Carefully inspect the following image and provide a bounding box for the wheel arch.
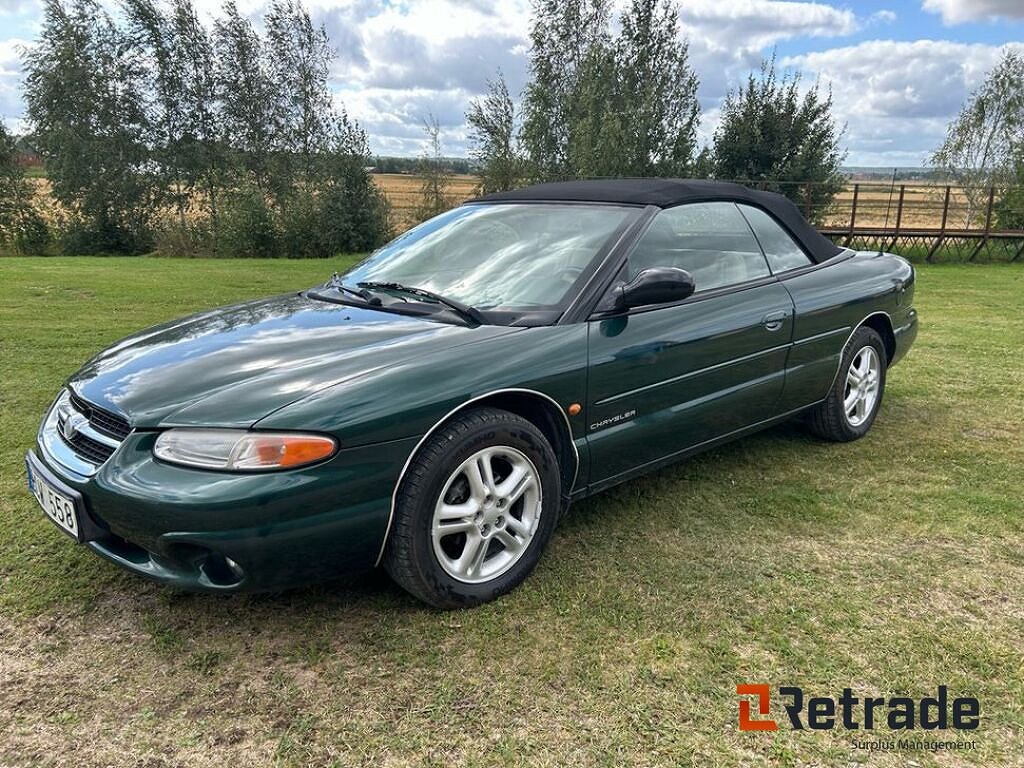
[374,388,578,566]
[861,312,896,365]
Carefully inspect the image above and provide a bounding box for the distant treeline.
[371,156,475,175]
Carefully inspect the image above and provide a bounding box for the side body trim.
[595,343,791,406]
[374,388,579,566]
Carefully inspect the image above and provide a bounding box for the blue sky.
[1,0,1022,165]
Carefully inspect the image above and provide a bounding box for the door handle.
[761,311,788,332]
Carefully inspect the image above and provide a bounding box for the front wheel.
[383,407,561,608]
[806,326,887,442]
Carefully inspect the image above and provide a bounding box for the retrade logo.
[737,685,980,732]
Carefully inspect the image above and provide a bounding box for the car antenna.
[879,167,897,256]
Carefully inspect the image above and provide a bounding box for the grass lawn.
[1,257,1022,767]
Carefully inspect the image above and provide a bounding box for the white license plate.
[27,460,80,540]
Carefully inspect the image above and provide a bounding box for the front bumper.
[31,428,418,592]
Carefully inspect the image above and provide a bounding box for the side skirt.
[570,401,821,500]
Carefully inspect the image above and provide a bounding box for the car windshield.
[338,203,639,312]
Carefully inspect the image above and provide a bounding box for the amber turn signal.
[567,402,582,416]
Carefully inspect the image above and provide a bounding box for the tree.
[466,72,524,194]
[608,0,699,175]
[932,50,1024,227]
[24,0,159,253]
[0,124,50,253]
[214,2,283,197]
[266,0,336,186]
[413,114,455,222]
[23,0,392,256]
[710,57,845,222]
[515,0,699,181]
[520,0,612,180]
[124,0,224,228]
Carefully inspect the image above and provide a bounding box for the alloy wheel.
[844,345,881,427]
[431,446,542,584]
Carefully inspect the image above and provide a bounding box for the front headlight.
[153,429,338,471]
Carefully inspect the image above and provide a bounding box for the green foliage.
[0,121,51,254]
[216,185,280,258]
[24,0,159,254]
[466,73,524,194]
[21,0,389,257]
[278,179,390,259]
[710,57,845,222]
[933,50,1024,227]
[413,114,456,222]
[371,156,473,175]
[995,157,1024,231]
[516,0,700,181]
[124,0,225,228]
[313,161,391,254]
[601,0,699,176]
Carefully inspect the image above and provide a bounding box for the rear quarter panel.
[779,250,915,410]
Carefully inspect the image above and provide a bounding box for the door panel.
[585,281,794,483]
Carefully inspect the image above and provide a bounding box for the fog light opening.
[200,552,244,587]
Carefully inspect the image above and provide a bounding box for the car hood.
[68,293,519,428]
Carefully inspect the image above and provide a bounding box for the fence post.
[804,183,813,221]
[968,186,996,262]
[927,185,952,263]
[846,183,859,246]
[890,184,906,249]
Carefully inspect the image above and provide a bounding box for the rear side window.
[628,202,771,292]
[739,204,813,273]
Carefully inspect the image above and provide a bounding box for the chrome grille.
[52,390,130,467]
[68,391,131,440]
[66,431,116,464]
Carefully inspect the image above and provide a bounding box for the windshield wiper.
[358,281,485,325]
[326,273,381,305]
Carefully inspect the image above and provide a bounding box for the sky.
[1,0,1023,166]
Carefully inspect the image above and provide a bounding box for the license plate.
[26,458,81,540]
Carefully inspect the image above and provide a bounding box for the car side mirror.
[614,267,696,311]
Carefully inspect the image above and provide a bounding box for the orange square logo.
[737,684,778,731]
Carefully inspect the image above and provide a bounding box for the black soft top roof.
[474,178,842,263]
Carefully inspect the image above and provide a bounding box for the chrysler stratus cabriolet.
[27,179,917,607]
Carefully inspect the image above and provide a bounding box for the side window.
[628,202,771,293]
[739,204,813,273]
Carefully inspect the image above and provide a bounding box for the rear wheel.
[383,407,561,608]
[806,326,887,442]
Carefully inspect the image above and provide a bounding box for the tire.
[806,326,887,442]
[383,407,561,609]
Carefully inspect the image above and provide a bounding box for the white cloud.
[869,9,897,25]
[679,0,858,98]
[680,0,858,50]
[0,37,29,123]
[922,0,1024,25]
[783,41,1024,165]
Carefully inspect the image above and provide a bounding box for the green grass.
[1,257,1022,767]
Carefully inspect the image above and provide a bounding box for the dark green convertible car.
[27,179,917,607]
